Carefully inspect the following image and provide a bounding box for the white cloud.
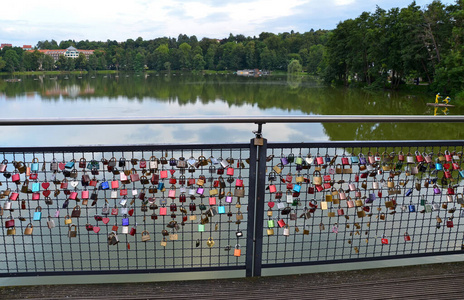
[334,0,355,5]
[1,0,457,46]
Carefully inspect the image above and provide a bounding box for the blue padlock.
[31,158,39,172]
[122,217,129,226]
[33,206,42,221]
[293,184,301,193]
[32,182,40,193]
[405,188,413,196]
[158,182,165,190]
[65,160,75,169]
[436,161,443,171]
[218,206,226,214]
[350,156,359,164]
[100,181,109,190]
[409,204,416,212]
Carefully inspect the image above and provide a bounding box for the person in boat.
[443,96,451,104]
[435,93,441,104]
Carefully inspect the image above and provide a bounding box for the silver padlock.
[3,201,11,210]
[283,226,290,236]
[286,191,293,204]
[121,207,128,215]
[122,226,129,234]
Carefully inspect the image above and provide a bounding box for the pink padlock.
[69,191,78,200]
[209,197,216,205]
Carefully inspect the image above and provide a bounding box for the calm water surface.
[0,73,462,146]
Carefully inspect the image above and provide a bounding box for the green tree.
[42,55,55,70]
[287,59,302,74]
[0,56,6,71]
[75,52,87,70]
[134,52,145,72]
[3,50,20,72]
[153,44,170,70]
[178,42,192,70]
[192,53,205,70]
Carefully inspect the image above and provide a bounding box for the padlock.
[33,206,42,221]
[108,232,120,245]
[64,215,72,225]
[404,232,411,241]
[447,218,454,228]
[47,216,55,229]
[129,227,136,236]
[141,230,151,242]
[280,224,291,236]
[68,225,77,238]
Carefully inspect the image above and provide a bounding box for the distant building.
[0,43,34,50]
[0,43,12,50]
[30,46,95,61]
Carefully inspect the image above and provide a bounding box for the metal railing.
[0,116,463,278]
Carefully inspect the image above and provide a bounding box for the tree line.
[1,0,463,95]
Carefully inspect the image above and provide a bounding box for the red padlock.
[129,227,136,236]
[269,185,277,193]
[404,232,411,241]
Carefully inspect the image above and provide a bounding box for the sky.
[1,0,456,47]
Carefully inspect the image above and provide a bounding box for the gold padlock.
[267,228,274,235]
[7,227,16,235]
[206,237,215,248]
[170,233,178,240]
[141,230,151,242]
[160,238,167,247]
[64,215,72,225]
[24,223,33,235]
[267,209,273,217]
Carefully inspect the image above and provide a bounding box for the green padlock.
[420,198,426,206]
[424,204,432,213]
[295,157,303,165]
[268,219,275,228]
[198,224,205,232]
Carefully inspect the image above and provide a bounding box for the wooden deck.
[1,261,464,299]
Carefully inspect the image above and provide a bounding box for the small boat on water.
[426,103,455,107]
[4,78,21,82]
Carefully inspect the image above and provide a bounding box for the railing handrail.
[0,115,463,126]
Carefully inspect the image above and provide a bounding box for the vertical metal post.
[245,131,267,277]
[246,138,258,277]
[252,138,266,277]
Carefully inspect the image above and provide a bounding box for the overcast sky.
[1,0,456,47]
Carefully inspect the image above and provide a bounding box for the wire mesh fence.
[1,139,464,277]
[261,141,464,268]
[0,144,251,275]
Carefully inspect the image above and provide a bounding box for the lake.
[0,73,461,147]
